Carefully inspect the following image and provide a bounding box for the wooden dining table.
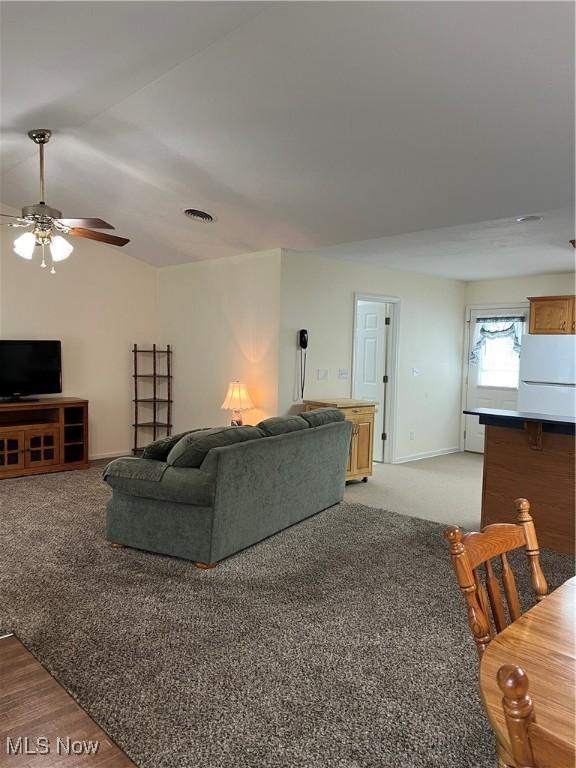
[479,576,576,761]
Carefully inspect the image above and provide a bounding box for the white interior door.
[464,308,527,453]
[353,301,388,461]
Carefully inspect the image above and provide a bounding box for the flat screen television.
[0,340,62,399]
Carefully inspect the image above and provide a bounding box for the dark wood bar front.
[464,408,576,555]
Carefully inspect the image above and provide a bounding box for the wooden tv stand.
[0,397,89,479]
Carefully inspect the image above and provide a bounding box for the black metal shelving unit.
[132,344,173,455]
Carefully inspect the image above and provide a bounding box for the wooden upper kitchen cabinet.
[528,295,575,335]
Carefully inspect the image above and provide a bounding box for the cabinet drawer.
[342,406,376,418]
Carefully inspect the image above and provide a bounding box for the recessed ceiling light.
[516,215,543,223]
[184,208,214,223]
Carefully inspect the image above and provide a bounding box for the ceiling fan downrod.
[28,129,51,203]
[24,130,62,220]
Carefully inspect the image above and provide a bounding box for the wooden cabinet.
[303,398,376,482]
[0,397,88,479]
[0,425,61,476]
[528,295,575,334]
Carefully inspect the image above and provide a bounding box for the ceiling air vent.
[184,208,214,223]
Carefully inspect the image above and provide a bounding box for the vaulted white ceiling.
[1,1,574,277]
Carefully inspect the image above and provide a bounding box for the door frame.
[460,302,529,451]
[352,292,400,464]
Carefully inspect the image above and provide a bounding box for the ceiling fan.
[1,129,130,272]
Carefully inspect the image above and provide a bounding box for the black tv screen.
[0,340,62,398]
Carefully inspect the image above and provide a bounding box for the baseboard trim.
[89,450,130,461]
[392,447,461,464]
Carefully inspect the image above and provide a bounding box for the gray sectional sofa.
[104,408,352,566]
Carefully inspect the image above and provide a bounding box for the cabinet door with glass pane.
[24,426,60,468]
[0,430,25,475]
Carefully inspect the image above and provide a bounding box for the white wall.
[279,250,466,462]
[0,230,158,458]
[158,249,281,431]
[465,272,574,305]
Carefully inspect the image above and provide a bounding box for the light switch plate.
[316,368,328,381]
[412,367,421,377]
[338,368,349,379]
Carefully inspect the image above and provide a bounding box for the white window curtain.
[469,316,525,365]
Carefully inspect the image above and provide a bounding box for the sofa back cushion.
[141,429,206,461]
[167,425,264,468]
[301,407,345,428]
[257,415,309,437]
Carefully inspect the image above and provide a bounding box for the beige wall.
[2,223,571,465]
[279,250,466,462]
[465,272,575,305]
[0,230,158,458]
[158,249,281,431]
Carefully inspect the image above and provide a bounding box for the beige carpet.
[345,450,483,530]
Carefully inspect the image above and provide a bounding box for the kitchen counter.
[464,407,575,427]
[465,408,575,554]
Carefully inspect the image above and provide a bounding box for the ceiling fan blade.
[56,218,115,229]
[0,213,20,218]
[68,227,130,247]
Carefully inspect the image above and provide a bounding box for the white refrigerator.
[516,335,576,418]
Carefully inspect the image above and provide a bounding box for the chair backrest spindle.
[485,559,507,632]
[500,552,522,622]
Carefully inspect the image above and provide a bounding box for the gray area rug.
[1,467,573,768]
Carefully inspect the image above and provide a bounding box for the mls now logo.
[6,736,100,756]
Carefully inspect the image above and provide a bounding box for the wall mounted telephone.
[297,329,308,399]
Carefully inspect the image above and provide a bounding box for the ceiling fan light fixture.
[50,235,74,262]
[13,231,36,260]
[7,129,130,273]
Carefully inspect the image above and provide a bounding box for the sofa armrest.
[104,457,168,483]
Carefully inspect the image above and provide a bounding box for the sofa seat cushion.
[257,415,309,436]
[301,407,345,427]
[104,458,215,506]
[167,425,264,468]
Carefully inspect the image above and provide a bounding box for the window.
[478,334,520,387]
[470,316,525,389]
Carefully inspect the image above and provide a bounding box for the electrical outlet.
[409,431,415,441]
[338,368,349,379]
[316,368,328,381]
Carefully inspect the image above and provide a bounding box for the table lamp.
[221,381,254,426]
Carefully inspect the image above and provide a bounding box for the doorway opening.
[462,304,528,453]
[352,294,399,463]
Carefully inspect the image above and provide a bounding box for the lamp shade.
[221,381,254,411]
[13,232,36,260]
[50,235,74,262]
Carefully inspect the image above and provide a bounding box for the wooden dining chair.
[444,498,548,658]
[498,665,574,768]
